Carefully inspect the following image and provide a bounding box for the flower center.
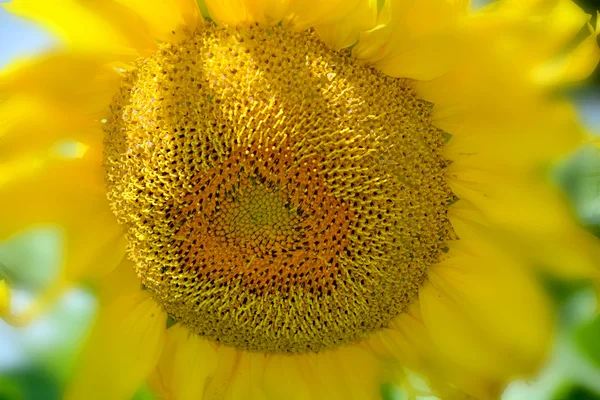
[104,24,455,353]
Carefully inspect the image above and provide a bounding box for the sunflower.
[1,0,600,399]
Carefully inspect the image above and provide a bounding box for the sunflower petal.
[263,355,312,400]
[1,53,122,115]
[447,163,600,279]
[225,351,268,400]
[284,348,382,400]
[382,305,504,400]
[66,289,167,400]
[151,324,219,400]
[354,0,469,80]
[0,154,125,280]
[3,0,155,56]
[202,346,240,399]
[0,97,99,163]
[420,241,552,380]
[534,18,600,85]
[314,0,378,50]
[203,0,364,30]
[440,100,584,171]
[114,0,202,43]
[0,54,118,164]
[0,280,10,317]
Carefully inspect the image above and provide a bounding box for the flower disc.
[104,24,455,353]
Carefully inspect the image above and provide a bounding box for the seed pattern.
[104,24,455,353]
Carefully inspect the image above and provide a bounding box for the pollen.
[104,24,455,353]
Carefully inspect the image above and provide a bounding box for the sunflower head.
[104,23,455,353]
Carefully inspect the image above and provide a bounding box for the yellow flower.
[1,0,599,399]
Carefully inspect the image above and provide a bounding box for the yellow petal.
[66,289,167,400]
[354,0,469,80]
[95,258,141,305]
[3,0,155,57]
[388,304,437,368]
[461,0,592,84]
[0,54,117,163]
[0,154,126,281]
[351,3,394,62]
[225,351,268,400]
[115,0,202,43]
[447,200,487,240]
[289,347,382,400]
[534,18,600,85]
[447,165,575,236]
[413,0,593,104]
[152,324,219,400]
[329,346,383,399]
[263,355,312,400]
[441,100,584,171]
[0,280,10,318]
[0,97,99,163]
[446,162,600,279]
[314,0,378,50]
[373,32,464,80]
[486,0,591,56]
[382,305,503,400]
[202,346,240,399]
[420,241,552,380]
[203,0,364,30]
[1,53,122,115]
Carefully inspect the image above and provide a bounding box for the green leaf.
[553,383,600,400]
[132,385,156,400]
[380,382,408,400]
[574,315,600,370]
[0,368,60,400]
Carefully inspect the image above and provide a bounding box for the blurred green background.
[0,1,599,399]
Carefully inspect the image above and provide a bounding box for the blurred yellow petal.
[0,97,99,163]
[279,347,383,400]
[0,154,126,281]
[420,243,553,380]
[385,305,503,400]
[373,32,463,80]
[447,163,600,279]
[441,101,584,171]
[447,200,486,240]
[66,289,167,400]
[202,346,239,399]
[465,0,592,82]
[534,18,600,85]
[151,324,218,400]
[351,3,394,62]
[354,0,469,80]
[115,0,202,43]
[203,0,364,30]
[3,0,156,57]
[447,164,575,235]
[329,346,383,399]
[0,54,118,165]
[225,352,268,400]
[0,280,73,328]
[0,280,9,318]
[1,53,122,114]
[314,0,378,50]
[263,355,312,400]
